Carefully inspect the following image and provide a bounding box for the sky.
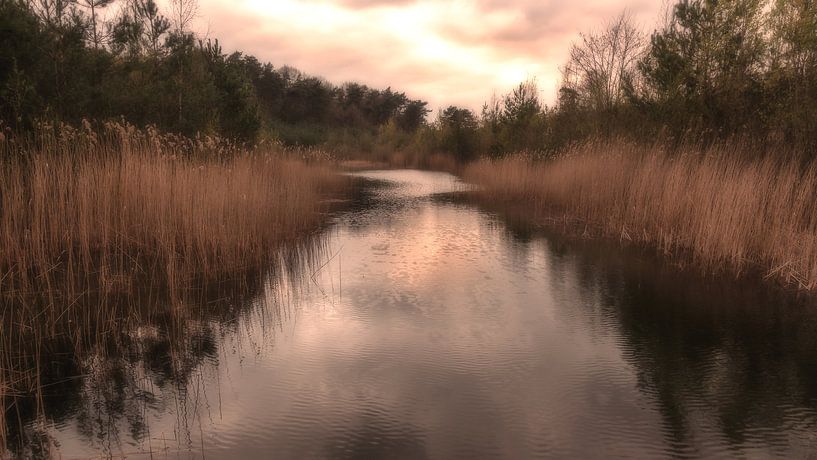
[182,0,665,111]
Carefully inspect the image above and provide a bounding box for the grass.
[0,123,347,454]
[0,364,6,457]
[0,122,344,297]
[464,139,817,290]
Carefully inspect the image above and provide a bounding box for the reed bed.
[464,140,817,290]
[0,124,346,454]
[0,123,345,298]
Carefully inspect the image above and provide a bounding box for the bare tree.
[168,0,198,34]
[561,11,646,112]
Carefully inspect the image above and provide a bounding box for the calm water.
[8,170,817,458]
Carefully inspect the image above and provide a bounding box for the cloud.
[188,0,664,110]
[329,0,418,8]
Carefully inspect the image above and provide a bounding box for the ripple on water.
[29,169,817,459]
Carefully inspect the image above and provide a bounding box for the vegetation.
[1,0,817,454]
[0,0,429,146]
[457,1,817,291]
[4,0,816,159]
[466,139,817,289]
[0,3,358,453]
[0,237,330,457]
[0,123,344,453]
[0,121,343,297]
[388,1,817,163]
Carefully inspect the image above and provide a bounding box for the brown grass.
[0,363,6,457]
[0,124,347,453]
[0,123,345,299]
[464,139,817,290]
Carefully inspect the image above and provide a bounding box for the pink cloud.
[186,0,664,110]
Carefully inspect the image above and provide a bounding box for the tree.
[639,0,767,135]
[207,49,261,141]
[241,57,286,122]
[28,0,75,28]
[502,79,541,125]
[766,0,817,147]
[363,87,408,125]
[168,0,197,34]
[1,1,44,128]
[74,0,115,49]
[111,0,169,57]
[397,99,429,132]
[438,106,478,161]
[561,11,645,115]
[1,0,431,145]
[281,76,332,124]
[500,79,546,152]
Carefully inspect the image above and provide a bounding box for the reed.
[0,124,347,453]
[464,139,817,290]
[0,122,345,299]
[0,353,6,458]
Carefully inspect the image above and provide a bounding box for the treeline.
[0,0,429,145]
[423,0,817,162]
[2,0,816,160]
[557,0,817,152]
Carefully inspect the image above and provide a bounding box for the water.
[7,170,817,458]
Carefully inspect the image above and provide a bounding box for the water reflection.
[555,243,817,456]
[2,243,329,458]
[4,170,817,458]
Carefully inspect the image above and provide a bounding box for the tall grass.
[465,140,817,290]
[0,123,344,298]
[0,123,346,453]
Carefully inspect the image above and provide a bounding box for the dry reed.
[464,139,817,290]
[0,122,345,298]
[0,123,346,453]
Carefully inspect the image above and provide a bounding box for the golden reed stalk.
[0,122,345,299]
[0,122,346,454]
[465,139,817,290]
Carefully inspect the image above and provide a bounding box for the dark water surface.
[10,170,817,458]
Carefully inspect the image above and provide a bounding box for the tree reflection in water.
[2,237,330,458]
[526,225,817,456]
[4,174,817,458]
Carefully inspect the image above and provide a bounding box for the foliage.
[0,0,432,144]
[465,138,817,289]
[2,0,817,159]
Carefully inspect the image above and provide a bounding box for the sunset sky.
[179,0,664,111]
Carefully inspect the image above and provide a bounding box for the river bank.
[5,169,815,458]
[462,140,817,292]
[0,126,350,456]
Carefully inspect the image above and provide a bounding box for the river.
[11,169,817,458]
